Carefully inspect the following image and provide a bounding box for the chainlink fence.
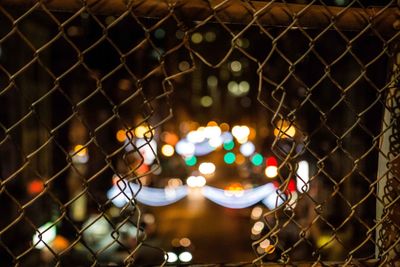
[0,0,399,266]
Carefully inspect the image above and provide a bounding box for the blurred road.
[148,191,255,264]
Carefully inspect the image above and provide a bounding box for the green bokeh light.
[223,140,235,150]
[224,152,236,164]
[185,156,197,166]
[251,153,263,166]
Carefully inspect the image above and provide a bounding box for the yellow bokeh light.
[317,235,333,248]
[135,125,155,139]
[191,32,203,44]
[273,120,296,139]
[230,61,242,72]
[265,166,278,178]
[224,183,244,197]
[200,96,213,107]
[74,145,88,157]
[265,244,275,254]
[116,129,126,142]
[161,144,175,157]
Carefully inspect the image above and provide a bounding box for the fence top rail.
[1,0,399,36]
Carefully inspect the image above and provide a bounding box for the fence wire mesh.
[0,0,399,266]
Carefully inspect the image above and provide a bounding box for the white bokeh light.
[179,251,193,262]
[186,175,206,188]
[33,222,57,249]
[199,162,216,175]
[175,140,196,156]
[239,142,255,157]
[296,160,310,192]
[166,252,178,263]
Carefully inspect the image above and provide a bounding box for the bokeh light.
[207,121,218,127]
[191,32,203,43]
[251,221,265,235]
[135,125,155,139]
[200,96,213,107]
[204,126,221,139]
[161,144,175,157]
[74,145,87,157]
[232,125,250,142]
[161,131,179,145]
[266,156,278,167]
[296,160,310,192]
[224,152,236,164]
[265,166,278,178]
[260,239,270,249]
[185,156,197,166]
[187,129,205,143]
[209,137,223,148]
[251,206,263,220]
[116,129,127,142]
[238,81,250,94]
[204,31,216,42]
[251,153,263,166]
[223,140,235,150]
[230,61,242,72]
[28,179,44,195]
[168,178,183,188]
[166,252,178,263]
[224,183,244,197]
[199,162,216,175]
[235,154,245,165]
[118,79,131,90]
[33,222,57,249]
[179,251,193,262]
[143,213,156,224]
[179,237,191,247]
[178,61,190,71]
[154,28,166,39]
[187,175,206,188]
[175,140,195,156]
[265,244,275,254]
[207,75,218,88]
[239,141,255,157]
[220,122,230,132]
[273,120,296,139]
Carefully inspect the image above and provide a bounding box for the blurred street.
[150,194,254,263]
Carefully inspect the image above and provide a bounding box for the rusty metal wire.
[0,0,399,266]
